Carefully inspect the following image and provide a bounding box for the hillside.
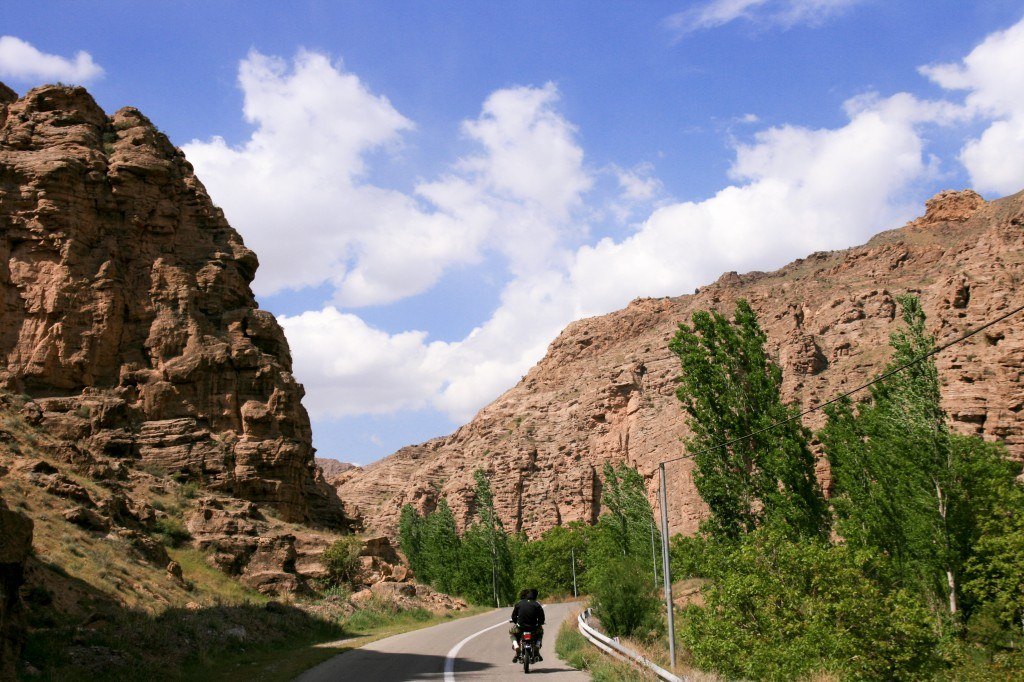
[0,82,463,679]
[337,188,1024,538]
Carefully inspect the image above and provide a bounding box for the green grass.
[555,611,653,681]
[169,548,267,605]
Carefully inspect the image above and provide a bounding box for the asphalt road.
[295,601,590,681]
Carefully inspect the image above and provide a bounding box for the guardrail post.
[659,462,676,669]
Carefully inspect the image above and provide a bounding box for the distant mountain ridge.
[336,187,1024,539]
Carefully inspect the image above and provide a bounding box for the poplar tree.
[398,504,427,581]
[421,497,461,594]
[597,462,660,578]
[670,299,828,539]
[822,295,1013,615]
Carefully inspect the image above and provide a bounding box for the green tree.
[600,462,658,562]
[591,557,660,639]
[584,463,662,593]
[456,470,515,605]
[670,299,828,539]
[398,504,427,581]
[421,498,461,594]
[512,523,592,597]
[679,525,942,681]
[959,441,1024,633]
[821,295,1017,616]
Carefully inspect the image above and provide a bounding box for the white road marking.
[444,605,548,680]
[443,619,510,681]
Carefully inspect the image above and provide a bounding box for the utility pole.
[571,546,578,598]
[490,515,499,607]
[659,462,676,669]
[650,517,659,587]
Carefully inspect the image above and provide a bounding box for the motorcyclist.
[510,588,545,663]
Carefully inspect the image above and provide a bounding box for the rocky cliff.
[338,188,1024,538]
[0,83,351,528]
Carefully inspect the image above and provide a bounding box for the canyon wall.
[0,83,351,528]
[337,188,1024,538]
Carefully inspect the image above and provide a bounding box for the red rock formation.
[0,83,350,528]
[338,188,1024,538]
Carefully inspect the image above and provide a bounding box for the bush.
[322,536,363,587]
[679,525,943,681]
[590,557,660,639]
[669,532,729,579]
[153,517,191,548]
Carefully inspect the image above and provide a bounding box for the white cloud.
[615,164,662,202]
[279,307,446,416]
[285,91,950,423]
[185,52,589,304]
[194,30,1015,427]
[0,36,104,83]
[921,17,1024,196]
[666,0,863,36]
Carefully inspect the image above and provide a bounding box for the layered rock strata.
[0,83,350,528]
[339,189,1024,538]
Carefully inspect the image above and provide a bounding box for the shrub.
[322,536,363,587]
[590,557,660,639]
[679,525,943,681]
[154,517,191,548]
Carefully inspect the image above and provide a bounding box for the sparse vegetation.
[556,612,656,681]
[322,535,363,587]
[154,516,191,547]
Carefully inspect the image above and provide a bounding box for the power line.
[658,300,1024,467]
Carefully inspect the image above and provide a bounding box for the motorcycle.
[520,627,540,673]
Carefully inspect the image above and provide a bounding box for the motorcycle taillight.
[523,633,532,640]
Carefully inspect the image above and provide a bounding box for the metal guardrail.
[576,608,686,682]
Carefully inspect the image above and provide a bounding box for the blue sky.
[4,1,1024,464]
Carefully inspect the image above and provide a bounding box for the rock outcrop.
[338,188,1024,538]
[0,83,352,528]
[0,496,32,679]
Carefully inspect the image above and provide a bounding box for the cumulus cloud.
[286,91,950,423]
[185,53,589,304]
[921,17,1024,196]
[665,0,863,36]
[0,36,104,83]
[279,307,446,416]
[195,28,1018,427]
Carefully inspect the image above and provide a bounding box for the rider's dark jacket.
[510,599,545,629]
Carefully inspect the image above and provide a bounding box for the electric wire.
[658,300,1024,467]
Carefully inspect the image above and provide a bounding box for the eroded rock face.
[0,83,351,528]
[186,497,409,595]
[0,497,32,679]
[339,188,1024,538]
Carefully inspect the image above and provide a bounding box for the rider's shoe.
[512,655,519,663]
[537,654,543,661]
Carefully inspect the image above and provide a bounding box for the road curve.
[295,601,590,681]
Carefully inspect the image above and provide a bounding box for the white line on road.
[443,619,509,681]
